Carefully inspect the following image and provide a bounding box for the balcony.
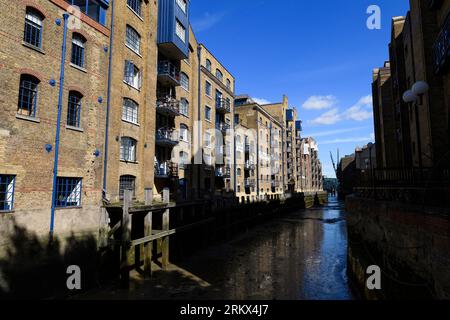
[245,178,256,188]
[272,180,280,188]
[157,0,189,60]
[155,161,178,179]
[245,160,255,171]
[433,13,450,74]
[215,122,230,134]
[156,127,179,147]
[216,98,231,114]
[158,60,180,86]
[156,96,180,116]
[215,165,231,178]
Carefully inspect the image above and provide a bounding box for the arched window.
[71,33,86,68]
[18,74,40,117]
[237,168,242,176]
[122,98,139,124]
[215,69,223,81]
[120,137,137,162]
[24,8,44,48]
[205,59,211,71]
[67,91,83,127]
[125,25,141,54]
[226,79,231,90]
[179,124,189,142]
[180,72,189,91]
[119,175,136,199]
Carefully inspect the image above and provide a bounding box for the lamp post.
[403,81,429,184]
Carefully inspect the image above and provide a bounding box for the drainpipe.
[102,0,115,198]
[49,13,69,239]
[197,45,202,197]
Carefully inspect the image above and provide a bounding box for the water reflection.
[81,196,353,300]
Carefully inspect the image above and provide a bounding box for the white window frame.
[125,25,141,55]
[175,19,186,43]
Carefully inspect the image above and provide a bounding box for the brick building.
[0,0,111,247]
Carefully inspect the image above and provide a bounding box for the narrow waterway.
[84,196,354,300]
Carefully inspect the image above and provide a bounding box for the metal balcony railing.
[215,165,231,178]
[215,98,231,113]
[156,96,180,116]
[245,161,255,170]
[154,161,178,178]
[215,122,230,133]
[156,127,179,147]
[245,178,256,188]
[158,60,180,85]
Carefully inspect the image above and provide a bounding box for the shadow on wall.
[0,224,118,299]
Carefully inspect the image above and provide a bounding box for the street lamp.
[403,81,429,183]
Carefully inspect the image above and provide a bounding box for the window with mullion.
[71,35,86,68]
[122,98,139,124]
[119,175,136,199]
[127,0,142,16]
[55,177,82,207]
[24,10,43,48]
[120,137,137,162]
[180,98,189,116]
[0,175,15,211]
[126,25,141,54]
[18,75,39,117]
[67,92,82,127]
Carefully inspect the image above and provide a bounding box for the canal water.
[84,196,354,300]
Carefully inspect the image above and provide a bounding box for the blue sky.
[190,0,410,177]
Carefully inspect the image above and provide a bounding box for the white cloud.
[302,95,338,110]
[343,95,373,121]
[320,135,375,145]
[252,97,271,105]
[308,95,373,125]
[309,108,341,125]
[192,12,227,32]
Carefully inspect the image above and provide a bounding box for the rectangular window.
[124,60,142,89]
[205,81,212,96]
[126,25,141,54]
[126,0,142,16]
[176,0,187,13]
[120,137,137,162]
[55,177,82,208]
[0,175,15,211]
[175,19,186,43]
[180,98,189,116]
[67,92,82,127]
[65,1,106,25]
[24,10,43,48]
[119,175,136,199]
[205,105,212,121]
[71,36,85,68]
[180,73,189,91]
[18,75,39,117]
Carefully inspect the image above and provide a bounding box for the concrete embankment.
[346,195,450,299]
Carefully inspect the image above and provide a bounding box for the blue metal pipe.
[50,13,69,239]
[102,0,115,198]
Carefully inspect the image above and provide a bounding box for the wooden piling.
[120,190,132,287]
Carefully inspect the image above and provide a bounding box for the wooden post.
[163,188,170,204]
[120,189,132,287]
[145,188,153,205]
[144,211,153,279]
[161,208,170,269]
